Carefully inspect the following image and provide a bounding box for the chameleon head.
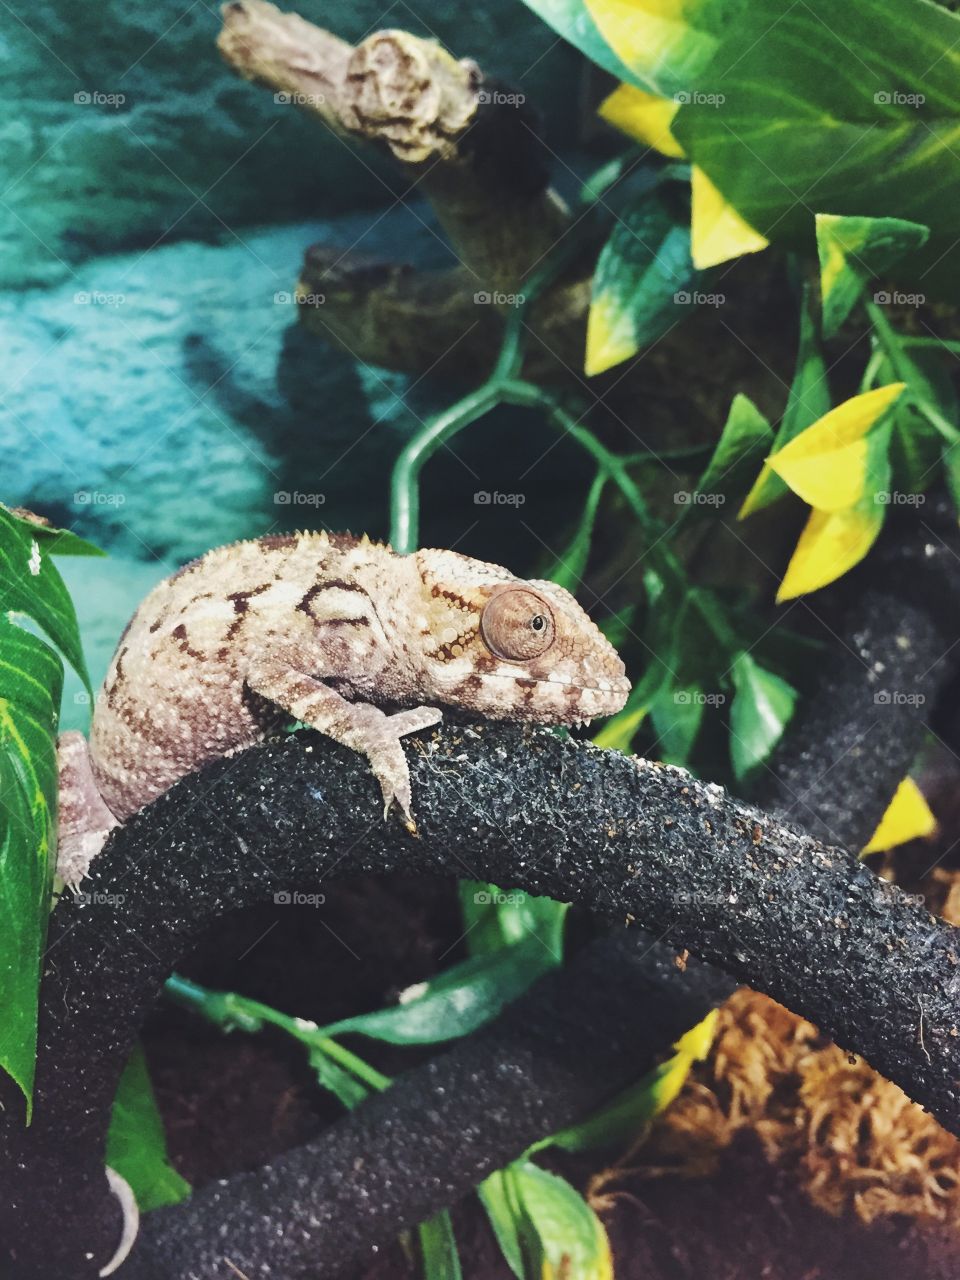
[413,549,631,727]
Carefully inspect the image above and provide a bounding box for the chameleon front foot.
[246,662,442,832]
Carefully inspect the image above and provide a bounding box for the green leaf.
[0,505,92,694]
[517,0,638,86]
[816,214,929,339]
[460,881,568,961]
[647,683,704,765]
[585,190,696,376]
[308,1045,371,1110]
[547,473,607,593]
[671,0,960,286]
[511,1162,613,1280]
[0,505,95,1110]
[419,1212,463,1280]
[945,441,960,514]
[0,616,62,1113]
[729,652,798,779]
[321,936,560,1045]
[583,0,745,98]
[691,393,773,510]
[4,508,106,559]
[106,1043,191,1214]
[478,1171,526,1280]
[740,284,830,517]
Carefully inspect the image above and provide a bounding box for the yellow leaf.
[674,1007,719,1059]
[599,84,686,158]
[586,0,703,79]
[863,777,936,854]
[592,703,647,750]
[777,501,884,601]
[584,291,637,378]
[691,165,769,269]
[766,383,905,511]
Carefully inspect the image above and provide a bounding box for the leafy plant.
[0,506,100,1111]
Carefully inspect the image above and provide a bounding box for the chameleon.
[56,531,631,887]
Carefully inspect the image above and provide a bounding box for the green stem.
[867,300,960,443]
[390,385,502,553]
[164,974,391,1092]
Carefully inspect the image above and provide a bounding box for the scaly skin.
[56,531,630,887]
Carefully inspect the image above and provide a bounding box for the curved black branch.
[4,707,960,1274]
[764,497,960,844]
[130,937,731,1280]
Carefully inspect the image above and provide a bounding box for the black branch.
[3,708,960,1274]
[130,937,731,1280]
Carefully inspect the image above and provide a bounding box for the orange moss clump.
[591,988,960,1226]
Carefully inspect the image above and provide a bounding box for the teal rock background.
[3,0,588,724]
[0,0,579,287]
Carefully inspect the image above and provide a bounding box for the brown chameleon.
[57,531,630,887]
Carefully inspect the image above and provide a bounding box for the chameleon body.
[57,532,630,887]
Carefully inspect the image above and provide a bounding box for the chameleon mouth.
[482,671,632,695]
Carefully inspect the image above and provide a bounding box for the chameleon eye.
[480,589,555,661]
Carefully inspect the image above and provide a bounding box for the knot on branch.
[344,31,479,162]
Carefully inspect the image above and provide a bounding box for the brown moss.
[594,986,960,1226]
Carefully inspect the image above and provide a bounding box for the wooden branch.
[218,0,575,293]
